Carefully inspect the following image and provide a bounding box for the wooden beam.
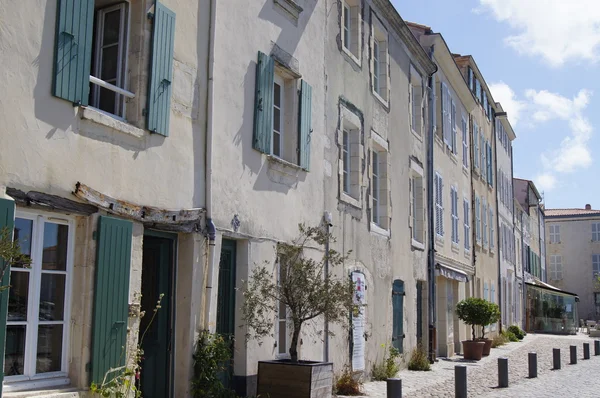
[7,187,98,215]
[73,182,205,232]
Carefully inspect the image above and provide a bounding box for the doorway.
[139,233,175,398]
[217,239,237,387]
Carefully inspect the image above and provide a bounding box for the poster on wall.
[351,271,366,371]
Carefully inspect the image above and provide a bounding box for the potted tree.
[241,224,355,398]
[456,298,487,360]
[480,302,500,356]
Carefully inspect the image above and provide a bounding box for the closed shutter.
[253,52,275,154]
[91,216,133,383]
[0,198,16,393]
[147,2,176,136]
[451,100,457,154]
[441,83,448,145]
[488,144,493,187]
[52,0,95,105]
[298,80,312,170]
[392,280,404,352]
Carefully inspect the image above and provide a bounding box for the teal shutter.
[0,198,16,395]
[253,52,274,154]
[392,280,405,353]
[298,80,312,170]
[91,216,133,383]
[52,0,94,105]
[147,2,176,136]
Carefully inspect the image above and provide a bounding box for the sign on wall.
[351,271,366,371]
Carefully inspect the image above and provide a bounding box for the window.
[342,130,350,193]
[339,106,362,203]
[473,122,479,171]
[593,254,600,278]
[277,259,290,358]
[372,151,381,223]
[6,213,73,382]
[489,208,494,251]
[468,67,474,91]
[451,186,459,244]
[440,82,454,152]
[464,199,470,251]
[435,172,444,237]
[462,116,468,168]
[475,78,481,102]
[90,3,131,117]
[341,0,361,62]
[482,199,488,248]
[593,223,600,241]
[549,224,560,244]
[475,195,481,243]
[410,85,417,132]
[451,100,457,155]
[549,255,563,281]
[272,75,284,157]
[370,133,389,231]
[481,134,486,183]
[409,66,423,136]
[410,160,424,245]
[483,91,488,117]
[371,15,389,103]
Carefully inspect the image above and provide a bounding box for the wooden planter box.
[257,360,333,398]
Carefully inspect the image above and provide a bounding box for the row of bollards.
[385,339,600,397]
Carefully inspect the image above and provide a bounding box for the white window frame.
[272,74,285,158]
[593,223,600,242]
[550,255,563,281]
[371,15,389,104]
[410,159,425,248]
[90,3,134,119]
[342,129,351,194]
[475,195,481,244]
[451,186,459,244]
[370,132,389,233]
[593,254,600,279]
[4,210,75,391]
[549,224,560,244]
[342,2,351,52]
[372,150,381,226]
[482,199,488,248]
[410,84,417,134]
[464,198,470,252]
[473,123,479,172]
[435,172,444,238]
[341,0,361,64]
[481,134,486,183]
[339,106,363,206]
[462,115,468,169]
[451,99,457,155]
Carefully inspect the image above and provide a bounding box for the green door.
[216,239,236,387]
[139,236,173,398]
[392,280,405,353]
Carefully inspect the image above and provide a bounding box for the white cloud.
[478,0,600,66]
[535,173,557,192]
[488,82,525,126]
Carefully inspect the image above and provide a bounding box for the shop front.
[525,279,579,335]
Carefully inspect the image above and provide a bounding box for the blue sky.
[393,0,600,209]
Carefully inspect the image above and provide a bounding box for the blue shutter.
[253,52,274,154]
[489,144,494,187]
[392,280,405,353]
[147,2,176,136]
[52,0,94,105]
[298,80,312,170]
[0,198,15,394]
[91,216,133,383]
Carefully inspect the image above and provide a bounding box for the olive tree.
[241,224,355,363]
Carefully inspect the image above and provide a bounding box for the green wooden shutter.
[147,2,176,136]
[52,0,94,105]
[91,216,133,383]
[0,198,16,395]
[298,80,312,170]
[392,280,404,353]
[253,52,274,154]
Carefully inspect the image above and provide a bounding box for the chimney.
[585,204,592,210]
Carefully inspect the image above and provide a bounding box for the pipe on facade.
[203,0,217,330]
[426,44,438,363]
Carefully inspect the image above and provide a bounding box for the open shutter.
[431,74,437,136]
[52,0,94,105]
[91,216,133,383]
[298,80,312,170]
[253,52,275,154]
[392,280,404,352]
[0,198,16,393]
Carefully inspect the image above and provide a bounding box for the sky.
[393,0,600,209]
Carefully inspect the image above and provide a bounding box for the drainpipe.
[426,45,438,363]
[203,0,217,330]
[492,114,502,332]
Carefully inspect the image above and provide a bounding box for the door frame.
[142,229,177,398]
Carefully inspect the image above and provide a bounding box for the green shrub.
[407,345,430,371]
[502,330,519,342]
[192,330,238,398]
[491,333,508,348]
[507,325,525,340]
[372,346,401,381]
[335,367,362,395]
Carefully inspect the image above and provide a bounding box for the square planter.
[257,360,333,398]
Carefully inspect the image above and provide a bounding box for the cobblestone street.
[338,333,600,397]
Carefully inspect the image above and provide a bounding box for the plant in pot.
[479,301,501,356]
[456,298,488,360]
[241,224,355,398]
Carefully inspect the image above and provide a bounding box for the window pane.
[36,325,63,373]
[278,320,286,354]
[13,218,33,268]
[273,132,281,157]
[103,9,122,45]
[101,45,119,81]
[8,271,29,322]
[273,107,281,132]
[5,325,26,376]
[39,273,66,321]
[42,223,69,271]
[99,87,117,114]
[273,82,281,108]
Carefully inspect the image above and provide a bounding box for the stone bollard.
[455,365,467,398]
[498,357,509,388]
[528,352,537,378]
[595,340,600,356]
[386,378,402,398]
[553,348,561,370]
[584,343,590,360]
[570,345,577,365]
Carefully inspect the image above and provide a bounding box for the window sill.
[449,153,458,165]
[372,90,389,109]
[462,165,469,177]
[273,0,303,24]
[267,155,304,173]
[340,192,361,208]
[3,375,70,393]
[451,242,460,253]
[435,234,444,244]
[411,239,425,251]
[370,223,390,238]
[80,107,145,139]
[411,128,423,142]
[435,136,444,149]
[342,46,361,67]
[464,249,471,259]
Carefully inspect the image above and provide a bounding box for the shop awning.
[435,263,469,283]
[525,279,579,299]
